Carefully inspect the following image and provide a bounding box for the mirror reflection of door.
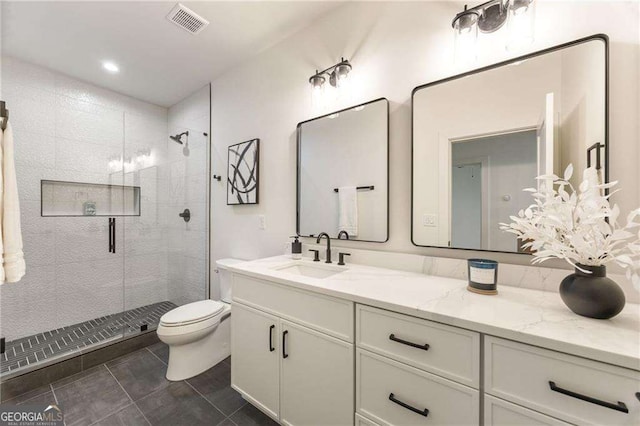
[451,163,482,249]
[537,92,556,179]
[451,130,537,252]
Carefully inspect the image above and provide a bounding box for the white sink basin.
[275,262,346,279]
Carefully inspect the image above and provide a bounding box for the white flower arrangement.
[500,164,640,289]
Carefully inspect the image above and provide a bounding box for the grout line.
[89,364,155,426]
[87,402,151,426]
[225,398,248,420]
[104,363,134,404]
[145,346,167,365]
[133,402,153,426]
[217,417,236,426]
[52,365,107,392]
[183,379,226,416]
[50,384,59,405]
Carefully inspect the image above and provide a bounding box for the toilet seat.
[160,300,225,327]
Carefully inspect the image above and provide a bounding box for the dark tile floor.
[1,343,278,426]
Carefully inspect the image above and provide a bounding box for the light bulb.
[506,0,535,51]
[334,63,351,89]
[453,10,479,66]
[309,74,326,109]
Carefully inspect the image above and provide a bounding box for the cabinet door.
[280,319,354,426]
[231,302,280,421]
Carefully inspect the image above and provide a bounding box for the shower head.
[170,131,189,144]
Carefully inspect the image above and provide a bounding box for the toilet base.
[164,313,231,381]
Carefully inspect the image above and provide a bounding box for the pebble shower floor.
[0,301,177,375]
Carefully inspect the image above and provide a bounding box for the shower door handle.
[108,218,116,253]
[108,218,113,253]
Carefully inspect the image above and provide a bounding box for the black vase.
[559,264,626,319]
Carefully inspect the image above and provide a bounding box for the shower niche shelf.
[41,180,141,217]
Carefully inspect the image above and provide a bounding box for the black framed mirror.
[297,98,389,242]
[411,34,608,254]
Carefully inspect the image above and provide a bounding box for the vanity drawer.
[485,336,640,425]
[232,273,354,342]
[485,395,571,425]
[356,304,480,387]
[356,349,479,426]
[355,413,381,426]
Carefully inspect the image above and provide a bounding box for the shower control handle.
[179,209,191,223]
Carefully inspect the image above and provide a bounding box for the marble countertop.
[227,256,640,371]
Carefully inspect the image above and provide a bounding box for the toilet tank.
[215,258,244,303]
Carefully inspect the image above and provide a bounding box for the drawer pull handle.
[389,334,430,351]
[548,381,628,414]
[282,330,289,359]
[389,393,429,417]
[269,325,275,352]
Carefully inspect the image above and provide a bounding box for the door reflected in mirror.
[412,35,607,253]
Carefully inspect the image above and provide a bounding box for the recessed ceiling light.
[102,61,120,73]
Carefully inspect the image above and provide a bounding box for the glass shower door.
[0,106,127,379]
[122,111,177,337]
[42,108,128,355]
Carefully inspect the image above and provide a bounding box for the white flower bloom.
[500,165,640,285]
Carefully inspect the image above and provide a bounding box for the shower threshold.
[0,301,177,378]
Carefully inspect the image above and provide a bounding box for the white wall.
[0,57,170,340]
[299,99,388,241]
[209,1,639,276]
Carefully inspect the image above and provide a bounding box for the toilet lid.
[160,300,225,326]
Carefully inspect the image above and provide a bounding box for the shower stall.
[0,57,211,379]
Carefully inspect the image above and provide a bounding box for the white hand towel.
[338,186,358,237]
[2,123,25,283]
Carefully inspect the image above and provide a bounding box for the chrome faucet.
[337,230,349,240]
[316,232,332,263]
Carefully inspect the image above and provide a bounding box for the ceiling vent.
[166,3,209,35]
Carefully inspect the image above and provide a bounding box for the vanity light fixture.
[309,57,352,103]
[452,0,535,60]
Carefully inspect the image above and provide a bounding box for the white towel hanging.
[1,122,26,283]
[338,186,358,237]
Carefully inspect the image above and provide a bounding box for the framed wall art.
[227,138,259,205]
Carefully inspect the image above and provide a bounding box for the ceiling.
[1,1,343,107]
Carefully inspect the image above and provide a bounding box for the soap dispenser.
[290,236,302,260]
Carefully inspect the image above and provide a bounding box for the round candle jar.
[467,259,498,295]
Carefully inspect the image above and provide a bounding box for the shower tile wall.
[0,57,170,341]
[166,86,210,306]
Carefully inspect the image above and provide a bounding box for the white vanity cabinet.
[229,259,640,426]
[231,274,355,425]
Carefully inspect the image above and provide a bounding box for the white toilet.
[157,258,243,381]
